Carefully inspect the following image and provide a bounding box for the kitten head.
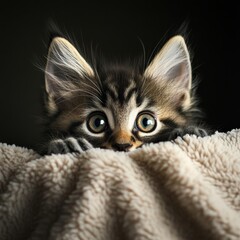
[44,35,197,151]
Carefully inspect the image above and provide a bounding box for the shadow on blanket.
[0,129,240,240]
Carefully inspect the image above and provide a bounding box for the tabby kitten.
[41,35,207,155]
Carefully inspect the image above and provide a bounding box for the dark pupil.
[142,117,152,127]
[95,118,104,128]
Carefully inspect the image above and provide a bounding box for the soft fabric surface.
[0,129,240,240]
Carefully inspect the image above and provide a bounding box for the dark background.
[0,1,239,151]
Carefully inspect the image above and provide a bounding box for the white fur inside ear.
[48,37,94,77]
[45,37,94,94]
[144,35,192,90]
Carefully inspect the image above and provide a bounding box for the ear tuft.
[45,37,94,96]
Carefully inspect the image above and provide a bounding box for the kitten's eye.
[87,112,108,133]
[136,112,156,133]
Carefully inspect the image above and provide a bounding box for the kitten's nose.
[112,143,133,152]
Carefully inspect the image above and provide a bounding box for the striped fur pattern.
[41,36,208,155]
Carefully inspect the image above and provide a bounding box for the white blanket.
[0,129,240,240]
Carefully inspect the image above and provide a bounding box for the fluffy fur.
[39,34,208,155]
[1,129,240,239]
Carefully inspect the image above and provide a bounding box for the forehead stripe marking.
[125,87,138,103]
[107,88,118,101]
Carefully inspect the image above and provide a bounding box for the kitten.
[40,34,208,155]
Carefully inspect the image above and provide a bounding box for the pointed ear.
[144,35,192,90]
[45,37,94,97]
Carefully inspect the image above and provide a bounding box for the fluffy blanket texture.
[0,129,240,240]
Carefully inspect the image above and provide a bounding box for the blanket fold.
[0,129,240,240]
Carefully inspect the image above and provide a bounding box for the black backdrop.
[0,1,239,150]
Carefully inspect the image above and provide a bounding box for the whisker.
[145,29,171,68]
[137,36,146,70]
